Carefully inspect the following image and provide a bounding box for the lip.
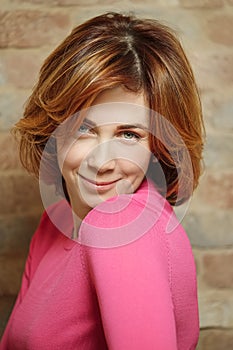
[78,174,120,192]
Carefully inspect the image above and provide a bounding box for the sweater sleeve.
[83,198,177,350]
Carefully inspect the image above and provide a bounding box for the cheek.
[58,143,88,173]
[58,147,85,177]
[120,156,150,176]
[139,152,151,171]
[125,147,151,173]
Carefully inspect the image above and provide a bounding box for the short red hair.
[14,12,205,205]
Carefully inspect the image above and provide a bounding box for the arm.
[83,203,177,349]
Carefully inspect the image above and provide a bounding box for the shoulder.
[83,178,167,224]
[30,200,73,252]
[78,179,173,248]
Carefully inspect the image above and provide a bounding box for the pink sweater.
[0,179,199,349]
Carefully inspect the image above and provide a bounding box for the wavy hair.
[14,12,205,205]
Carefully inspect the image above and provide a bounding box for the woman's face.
[58,87,152,219]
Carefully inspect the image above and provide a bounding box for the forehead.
[83,102,150,127]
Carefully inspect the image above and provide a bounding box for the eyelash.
[77,124,142,141]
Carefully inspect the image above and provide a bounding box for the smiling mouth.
[78,174,120,189]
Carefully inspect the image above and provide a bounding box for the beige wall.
[0,0,233,348]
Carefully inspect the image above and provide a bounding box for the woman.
[0,12,204,349]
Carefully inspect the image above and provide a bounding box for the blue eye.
[121,131,140,141]
[78,124,90,134]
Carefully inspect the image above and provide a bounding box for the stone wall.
[0,0,232,348]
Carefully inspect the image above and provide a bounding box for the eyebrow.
[82,119,148,131]
[116,124,148,131]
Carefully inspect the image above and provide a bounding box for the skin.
[57,86,152,221]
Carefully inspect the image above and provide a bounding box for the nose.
[87,141,116,173]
